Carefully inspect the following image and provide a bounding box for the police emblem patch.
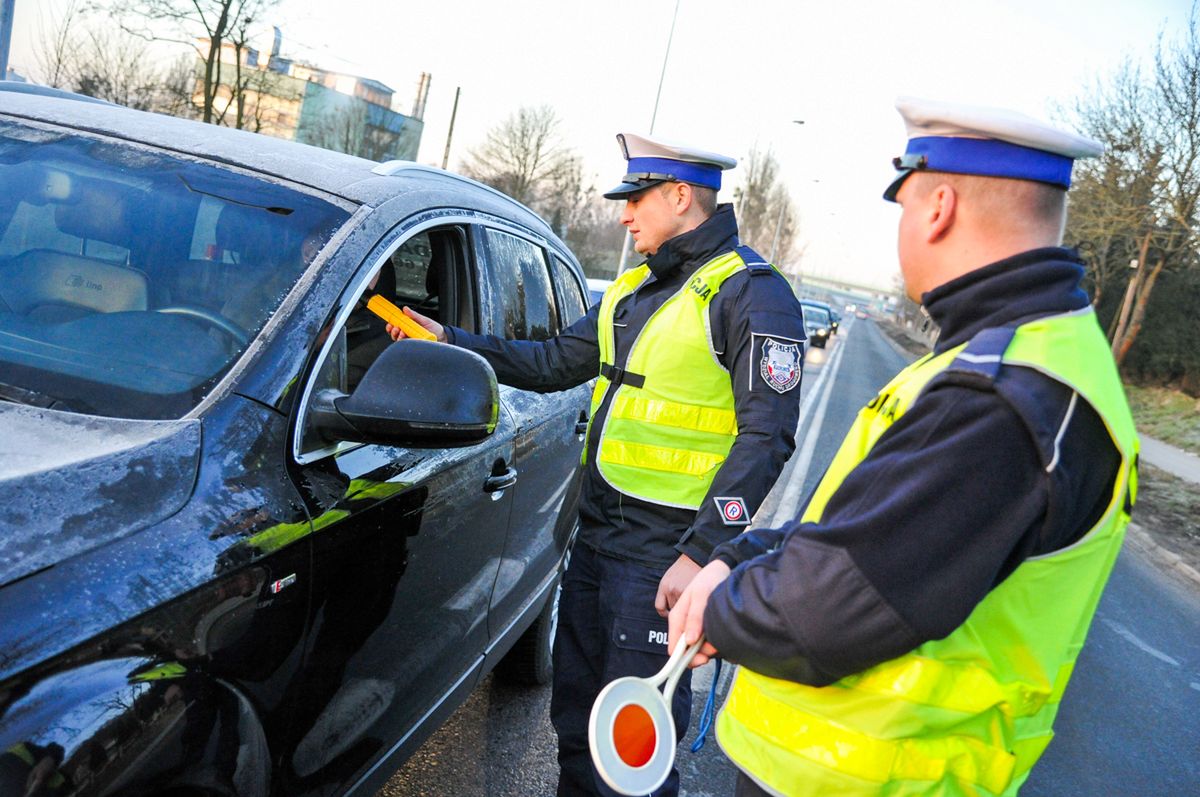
[714,496,751,526]
[759,338,802,393]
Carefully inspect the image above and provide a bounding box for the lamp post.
[0,0,15,80]
[769,120,805,266]
[616,0,681,276]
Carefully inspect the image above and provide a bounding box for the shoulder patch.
[759,337,803,393]
[714,496,751,526]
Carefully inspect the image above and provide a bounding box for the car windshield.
[0,119,350,420]
[802,304,831,329]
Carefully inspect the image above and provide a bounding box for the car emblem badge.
[270,573,297,594]
[760,338,802,393]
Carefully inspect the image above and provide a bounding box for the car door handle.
[484,467,518,493]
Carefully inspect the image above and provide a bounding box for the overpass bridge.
[789,272,899,314]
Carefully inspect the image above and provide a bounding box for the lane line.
[1100,618,1181,667]
[767,329,850,528]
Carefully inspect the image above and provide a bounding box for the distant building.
[194,29,428,162]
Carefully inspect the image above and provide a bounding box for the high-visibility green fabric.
[717,308,1139,797]
[585,250,754,509]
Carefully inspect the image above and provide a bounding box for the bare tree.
[72,27,163,109]
[34,0,82,88]
[1066,5,1200,365]
[99,0,280,125]
[733,146,799,267]
[155,54,202,120]
[304,103,401,161]
[459,105,628,276]
[460,105,580,208]
[35,2,174,111]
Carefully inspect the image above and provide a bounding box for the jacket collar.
[643,203,740,282]
[923,247,1091,353]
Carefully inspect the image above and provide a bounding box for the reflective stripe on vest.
[585,249,768,509]
[716,307,1139,797]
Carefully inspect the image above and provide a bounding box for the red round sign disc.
[613,703,656,767]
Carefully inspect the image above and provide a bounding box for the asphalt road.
[379,317,1200,796]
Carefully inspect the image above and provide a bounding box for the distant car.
[587,277,614,306]
[856,308,870,320]
[800,300,833,348]
[802,299,839,335]
[0,88,592,797]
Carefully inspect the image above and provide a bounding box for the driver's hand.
[386,306,447,342]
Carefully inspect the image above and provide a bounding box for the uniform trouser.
[551,542,692,797]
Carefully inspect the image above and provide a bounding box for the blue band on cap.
[626,157,722,190]
[906,136,1075,188]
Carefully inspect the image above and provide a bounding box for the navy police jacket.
[446,205,807,568]
[706,248,1122,685]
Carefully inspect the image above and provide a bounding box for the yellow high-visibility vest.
[717,307,1139,797]
[585,249,777,509]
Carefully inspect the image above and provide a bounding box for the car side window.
[479,227,558,341]
[549,255,587,326]
[298,225,470,459]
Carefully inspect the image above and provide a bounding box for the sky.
[6,0,1194,289]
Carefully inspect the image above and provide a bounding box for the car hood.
[0,403,201,588]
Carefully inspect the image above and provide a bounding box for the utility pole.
[441,86,461,170]
[0,0,15,81]
[616,0,681,276]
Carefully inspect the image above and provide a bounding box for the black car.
[799,300,833,348]
[0,89,593,797]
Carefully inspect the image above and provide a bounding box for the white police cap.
[883,96,1104,202]
[603,132,737,200]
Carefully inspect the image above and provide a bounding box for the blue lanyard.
[690,658,723,753]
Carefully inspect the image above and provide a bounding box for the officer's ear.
[667,181,694,217]
[926,182,958,243]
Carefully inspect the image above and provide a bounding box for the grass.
[1134,464,1200,575]
[1125,385,1200,456]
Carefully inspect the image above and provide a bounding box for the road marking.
[1100,618,1181,666]
[767,329,850,528]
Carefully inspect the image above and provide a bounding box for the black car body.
[799,300,833,348]
[0,89,592,797]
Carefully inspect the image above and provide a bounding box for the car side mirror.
[310,340,499,447]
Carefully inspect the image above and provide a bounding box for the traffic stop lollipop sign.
[589,637,704,795]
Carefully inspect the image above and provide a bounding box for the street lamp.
[769,120,805,265]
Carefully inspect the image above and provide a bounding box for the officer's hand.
[655,554,702,618]
[668,560,730,668]
[385,306,447,342]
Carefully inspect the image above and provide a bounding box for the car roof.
[0,91,556,238]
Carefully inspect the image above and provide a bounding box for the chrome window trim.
[292,210,562,465]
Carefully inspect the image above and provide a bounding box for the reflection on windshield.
[0,121,350,420]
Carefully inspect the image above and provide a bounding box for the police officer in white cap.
[668,97,1139,797]
[388,132,807,796]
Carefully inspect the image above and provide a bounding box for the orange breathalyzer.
[364,294,437,341]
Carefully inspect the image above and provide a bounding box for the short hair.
[906,171,1067,241]
[659,182,718,217]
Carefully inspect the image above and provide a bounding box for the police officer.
[388,132,807,796]
[668,97,1139,797]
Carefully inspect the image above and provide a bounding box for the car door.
[283,219,517,795]
[472,225,591,640]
